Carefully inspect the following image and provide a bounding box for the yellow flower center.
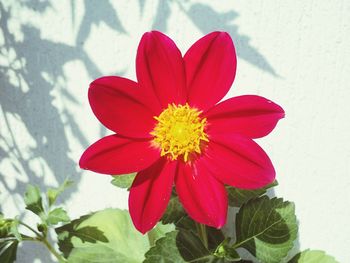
[151,103,209,162]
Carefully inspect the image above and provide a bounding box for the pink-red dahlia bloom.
[79,31,284,234]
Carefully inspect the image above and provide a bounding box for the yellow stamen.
[151,103,209,162]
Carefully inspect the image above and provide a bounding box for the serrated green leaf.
[46,208,70,226]
[111,173,136,189]
[226,180,277,207]
[147,223,175,247]
[24,185,45,216]
[47,179,74,207]
[0,240,18,263]
[289,250,339,263]
[56,208,171,263]
[234,196,297,263]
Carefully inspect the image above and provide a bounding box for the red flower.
[79,31,284,234]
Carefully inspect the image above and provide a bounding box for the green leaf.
[214,239,241,261]
[0,240,18,263]
[111,173,136,189]
[24,185,45,216]
[145,215,231,263]
[234,196,297,263]
[226,180,277,207]
[9,219,21,242]
[0,217,12,238]
[289,250,339,263]
[161,195,186,224]
[175,216,225,252]
[147,223,175,247]
[46,208,70,226]
[144,230,211,263]
[56,208,171,262]
[47,179,74,207]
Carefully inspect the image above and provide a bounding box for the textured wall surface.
[1,0,349,262]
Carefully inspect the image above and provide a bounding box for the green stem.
[19,221,66,262]
[196,222,208,249]
[41,238,67,263]
[0,236,36,242]
[147,228,157,247]
[19,221,41,236]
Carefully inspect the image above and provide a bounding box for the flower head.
[79,31,285,234]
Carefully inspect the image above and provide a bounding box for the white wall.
[1,0,349,262]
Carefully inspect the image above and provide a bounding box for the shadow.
[0,2,89,211]
[152,0,171,32]
[0,1,128,260]
[76,0,126,46]
[17,242,53,263]
[152,1,277,76]
[138,0,147,15]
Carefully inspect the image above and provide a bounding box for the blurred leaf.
[289,250,339,263]
[9,219,21,242]
[0,240,18,263]
[56,208,170,262]
[161,194,186,224]
[0,214,11,238]
[111,173,136,189]
[226,180,277,207]
[46,208,70,226]
[47,179,74,207]
[24,185,44,216]
[234,196,297,263]
[37,223,48,234]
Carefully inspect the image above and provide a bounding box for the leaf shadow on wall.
[152,0,277,76]
[0,1,111,261]
[75,0,127,46]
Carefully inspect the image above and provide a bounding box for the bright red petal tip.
[89,76,157,138]
[129,159,176,234]
[201,134,275,189]
[136,31,186,109]
[79,135,160,175]
[185,31,236,111]
[205,95,285,139]
[175,162,228,228]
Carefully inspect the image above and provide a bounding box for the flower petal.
[205,95,285,139]
[175,161,228,228]
[184,32,236,111]
[129,159,176,234]
[136,31,186,109]
[200,134,275,189]
[79,134,160,175]
[89,76,156,138]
